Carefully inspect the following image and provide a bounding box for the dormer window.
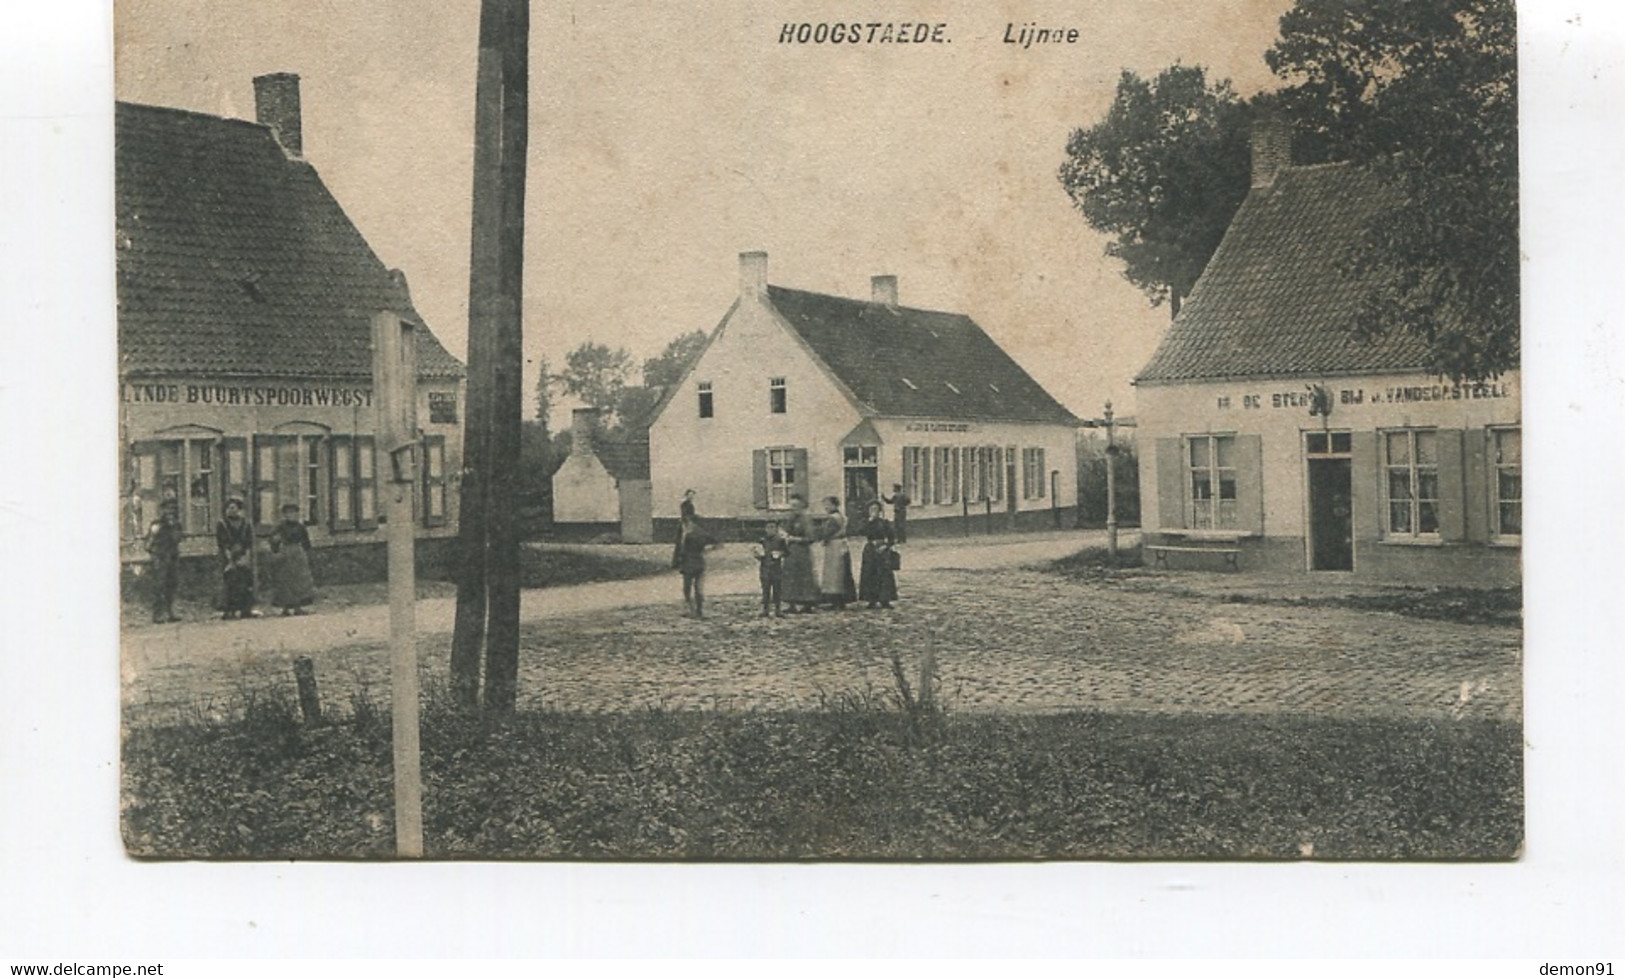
[900,377,918,391]
[945,381,960,395]
[769,377,787,414]
[698,381,714,419]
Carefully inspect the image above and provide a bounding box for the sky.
[115,0,1296,423]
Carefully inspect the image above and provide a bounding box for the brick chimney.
[253,73,303,158]
[570,407,600,456]
[1250,114,1293,189]
[739,251,768,301]
[871,274,898,307]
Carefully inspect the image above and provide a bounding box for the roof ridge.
[766,283,972,322]
[117,100,270,131]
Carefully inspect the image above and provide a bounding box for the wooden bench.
[1145,530,1248,571]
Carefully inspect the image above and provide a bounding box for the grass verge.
[123,699,1520,860]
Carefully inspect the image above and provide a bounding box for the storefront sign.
[904,421,974,433]
[123,382,374,408]
[1214,381,1512,412]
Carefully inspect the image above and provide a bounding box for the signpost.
[1082,401,1136,565]
[373,308,423,858]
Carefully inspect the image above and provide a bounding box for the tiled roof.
[1136,162,1431,384]
[766,286,1077,425]
[596,435,651,482]
[116,101,463,381]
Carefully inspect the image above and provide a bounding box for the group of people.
[142,493,316,623]
[671,488,902,620]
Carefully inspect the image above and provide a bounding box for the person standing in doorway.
[215,495,258,620]
[882,483,911,543]
[144,495,182,623]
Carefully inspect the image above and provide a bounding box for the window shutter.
[129,441,160,541]
[329,436,355,531]
[1436,428,1467,543]
[252,437,280,527]
[752,449,769,509]
[791,447,810,503]
[1462,427,1491,544]
[356,436,379,530]
[1348,430,1379,546]
[1154,437,1185,531]
[422,435,448,527]
[222,437,249,504]
[1233,434,1264,535]
[274,435,300,527]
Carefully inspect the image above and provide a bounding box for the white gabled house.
[647,253,1081,538]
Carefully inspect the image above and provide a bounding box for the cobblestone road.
[121,533,1521,726]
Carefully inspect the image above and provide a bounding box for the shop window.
[1383,429,1439,537]
[931,447,960,504]
[697,381,713,419]
[769,377,787,414]
[1492,426,1521,539]
[422,435,448,527]
[128,432,228,538]
[428,391,458,425]
[1023,447,1047,500]
[1187,434,1238,529]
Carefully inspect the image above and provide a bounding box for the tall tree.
[533,356,553,424]
[1058,65,1253,317]
[641,330,708,390]
[555,341,633,420]
[1268,0,1518,380]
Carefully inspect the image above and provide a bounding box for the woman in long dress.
[269,502,316,615]
[857,500,898,610]
[780,494,822,613]
[817,495,857,611]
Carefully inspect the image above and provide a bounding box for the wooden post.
[373,309,423,858]
[293,656,321,725]
[1105,400,1118,564]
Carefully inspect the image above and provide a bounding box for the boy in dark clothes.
[882,483,911,542]
[144,496,182,623]
[675,515,718,619]
[753,519,789,618]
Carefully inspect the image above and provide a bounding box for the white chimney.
[871,274,898,307]
[571,407,600,456]
[1250,114,1293,189]
[253,72,303,158]
[739,251,768,301]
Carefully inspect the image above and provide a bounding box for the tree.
[641,330,708,390]
[1058,65,1253,317]
[554,341,633,421]
[1267,0,1518,380]
[532,356,553,424]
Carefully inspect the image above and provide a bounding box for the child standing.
[754,519,789,618]
[675,515,718,619]
[268,502,316,615]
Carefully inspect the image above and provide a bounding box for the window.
[932,447,960,504]
[902,447,925,502]
[128,432,232,538]
[1492,427,1521,538]
[356,437,377,525]
[326,435,378,531]
[422,435,448,526]
[767,448,797,508]
[428,391,458,424]
[697,381,714,419]
[1305,431,1352,455]
[769,377,787,414]
[1187,434,1238,529]
[1383,429,1439,537]
[1023,448,1047,500]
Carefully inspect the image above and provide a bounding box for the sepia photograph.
[113,0,1522,861]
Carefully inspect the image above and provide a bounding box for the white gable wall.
[552,453,621,523]
[650,294,864,521]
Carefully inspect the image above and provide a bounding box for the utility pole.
[1081,401,1135,565]
[451,0,530,712]
[373,307,423,857]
